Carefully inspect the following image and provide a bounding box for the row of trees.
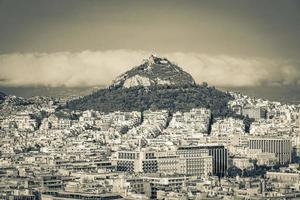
[227,159,282,178]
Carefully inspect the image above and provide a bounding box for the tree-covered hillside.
[67,84,235,118]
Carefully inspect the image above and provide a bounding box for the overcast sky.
[0,0,300,87]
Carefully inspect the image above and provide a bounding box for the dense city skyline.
[1,2,300,199]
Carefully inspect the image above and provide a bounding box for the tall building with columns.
[249,137,292,164]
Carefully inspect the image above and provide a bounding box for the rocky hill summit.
[67,55,235,117]
[111,55,195,88]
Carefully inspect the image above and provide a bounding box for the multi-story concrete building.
[242,105,267,121]
[115,149,158,173]
[266,171,300,182]
[176,144,228,176]
[249,137,292,164]
[14,112,37,131]
[143,174,188,199]
[175,147,212,177]
[156,154,179,174]
[115,147,213,177]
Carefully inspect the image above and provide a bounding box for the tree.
[243,115,252,133]
[227,166,243,177]
[120,125,129,134]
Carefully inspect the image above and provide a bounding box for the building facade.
[176,144,228,176]
[249,137,292,164]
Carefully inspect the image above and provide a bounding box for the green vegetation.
[67,84,236,118]
[243,115,254,133]
[227,159,282,178]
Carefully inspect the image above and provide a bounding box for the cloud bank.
[0,50,299,87]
